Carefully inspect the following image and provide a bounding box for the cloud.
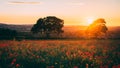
[8,1,41,4]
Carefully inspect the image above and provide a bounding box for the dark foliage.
[0,28,17,40]
[31,16,64,38]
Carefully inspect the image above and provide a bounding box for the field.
[0,40,120,68]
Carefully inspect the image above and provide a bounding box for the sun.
[87,18,93,24]
[86,17,95,25]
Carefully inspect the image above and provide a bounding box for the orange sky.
[0,0,120,26]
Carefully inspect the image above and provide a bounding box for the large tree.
[86,18,108,38]
[31,16,64,38]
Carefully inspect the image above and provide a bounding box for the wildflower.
[86,64,88,68]
[11,62,14,65]
[90,45,96,49]
[16,64,20,67]
[73,53,76,57]
[104,65,108,68]
[0,43,8,47]
[12,58,16,63]
[117,64,120,68]
[89,57,92,61]
[66,51,70,56]
[41,59,45,62]
[73,66,78,68]
[100,65,104,68]
[36,55,39,58]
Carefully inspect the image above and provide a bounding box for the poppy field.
[0,40,120,68]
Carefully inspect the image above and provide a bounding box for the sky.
[0,0,120,26]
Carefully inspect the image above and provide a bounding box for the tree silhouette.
[0,28,17,39]
[31,16,64,38]
[86,18,108,38]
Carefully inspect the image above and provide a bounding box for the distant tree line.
[0,28,17,40]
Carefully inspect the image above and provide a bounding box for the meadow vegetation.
[0,40,120,68]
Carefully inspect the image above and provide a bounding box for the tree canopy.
[86,18,108,38]
[31,16,64,38]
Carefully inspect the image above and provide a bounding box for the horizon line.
[0,23,120,27]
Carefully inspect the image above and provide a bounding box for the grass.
[0,39,120,68]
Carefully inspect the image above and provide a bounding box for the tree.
[86,18,108,39]
[0,28,17,40]
[31,16,64,38]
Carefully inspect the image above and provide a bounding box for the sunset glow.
[86,17,95,25]
[0,0,120,26]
